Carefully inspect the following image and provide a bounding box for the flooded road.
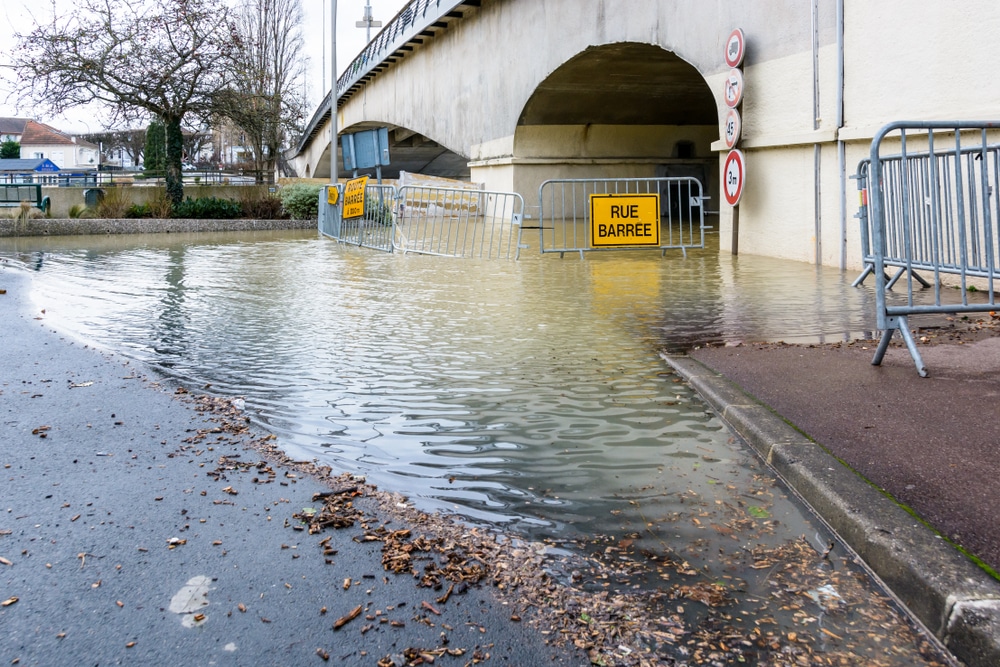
[0,230,954,665]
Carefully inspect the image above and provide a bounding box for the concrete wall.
[299,0,1000,268]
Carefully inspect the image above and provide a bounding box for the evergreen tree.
[144,120,166,176]
[0,140,20,159]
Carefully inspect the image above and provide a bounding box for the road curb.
[663,353,1000,667]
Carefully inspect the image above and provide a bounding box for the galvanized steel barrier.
[319,184,524,260]
[394,186,524,259]
[537,177,706,258]
[860,121,1000,376]
[338,184,398,252]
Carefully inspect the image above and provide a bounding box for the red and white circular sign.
[724,68,744,108]
[723,149,745,206]
[725,28,745,68]
[723,108,742,149]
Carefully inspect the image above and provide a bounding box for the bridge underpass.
[302,124,470,180]
[290,0,864,266]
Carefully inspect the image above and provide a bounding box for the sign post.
[722,28,746,255]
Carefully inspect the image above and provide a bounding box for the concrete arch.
[509,42,719,204]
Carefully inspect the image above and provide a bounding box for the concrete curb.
[663,353,1000,667]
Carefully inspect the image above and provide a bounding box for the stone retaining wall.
[0,217,315,237]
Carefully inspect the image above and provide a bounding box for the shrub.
[96,186,134,218]
[279,183,322,219]
[365,197,394,225]
[172,196,242,219]
[239,186,287,220]
[68,204,86,219]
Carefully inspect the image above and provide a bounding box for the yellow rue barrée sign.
[589,193,660,247]
[343,176,368,219]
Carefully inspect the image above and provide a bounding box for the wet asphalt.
[0,264,578,667]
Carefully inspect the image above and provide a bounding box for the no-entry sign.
[723,149,745,207]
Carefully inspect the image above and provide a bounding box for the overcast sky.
[0,0,408,134]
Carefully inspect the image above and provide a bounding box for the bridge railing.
[297,1,474,158]
[861,121,1000,376]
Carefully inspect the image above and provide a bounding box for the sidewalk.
[662,321,1000,667]
[0,267,578,667]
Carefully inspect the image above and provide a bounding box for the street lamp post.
[330,0,337,186]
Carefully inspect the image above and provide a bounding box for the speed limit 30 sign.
[723,149,745,206]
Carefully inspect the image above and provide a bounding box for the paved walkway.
[662,325,1000,667]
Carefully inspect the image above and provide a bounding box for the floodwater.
[0,230,954,665]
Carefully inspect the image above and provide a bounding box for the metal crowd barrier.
[319,184,524,260]
[861,121,1000,376]
[339,184,398,252]
[537,177,706,258]
[395,186,524,259]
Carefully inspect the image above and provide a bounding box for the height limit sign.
[723,149,745,207]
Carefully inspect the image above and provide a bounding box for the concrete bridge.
[290,0,1000,267]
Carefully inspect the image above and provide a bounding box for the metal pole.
[330,0,338,185]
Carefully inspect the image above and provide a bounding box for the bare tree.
[83,129,147,168]
[217,0,307,182]
[12,0,233,203]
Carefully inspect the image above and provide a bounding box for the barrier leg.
[895,317,929,377]
[852,263,874,287]
[872,328,895,367]
[885,267,907,290]
[872,317,928,377]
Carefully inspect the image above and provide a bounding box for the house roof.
[0,158,60,172]
[20,120,98,149]
[0,118,29,137]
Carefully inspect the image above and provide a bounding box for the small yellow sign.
[343,176,368,219]
[327,185,339,206]
[589,193,661,247]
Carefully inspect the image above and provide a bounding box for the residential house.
[0,118,29,143]
[19,120,99,170]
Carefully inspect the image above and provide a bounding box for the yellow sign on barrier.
[589,193,660,247]
[343,176,368,219]
[326,185,339,206]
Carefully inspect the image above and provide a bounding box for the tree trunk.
[164,115,185,205]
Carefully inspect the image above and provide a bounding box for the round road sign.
[725,28,745,68]
[724,68,744,108]
[723,149,745,207]
[723,108,742,149]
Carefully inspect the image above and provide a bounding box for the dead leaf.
[0,556,12,566]
[1,596,18,607]
[333,605,362,630]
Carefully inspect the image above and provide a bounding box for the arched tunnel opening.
[513,42,719,213]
